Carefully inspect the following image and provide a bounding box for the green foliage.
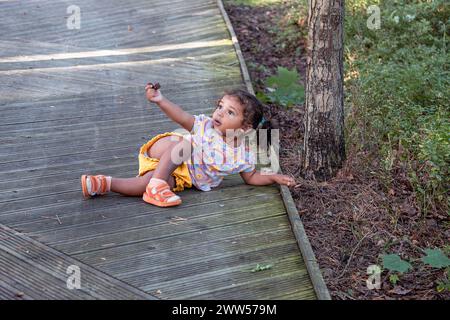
[382,248,450,292]
[267,1,308,52]
[344,0,449,213]
[437,281,450,293]
[259,67,305,108]
[382,254,413,273]
[250,263,273,272]
[421,248,450,269]
[389,274,400,285]
[436,268,450,292]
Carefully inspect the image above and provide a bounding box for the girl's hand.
[273,174,296,187]
[145,83,164,103]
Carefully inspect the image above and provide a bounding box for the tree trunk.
[302,0,346,181]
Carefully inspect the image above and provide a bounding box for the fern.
[259,67,304,108]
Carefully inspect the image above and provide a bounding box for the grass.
[344,0,449,215]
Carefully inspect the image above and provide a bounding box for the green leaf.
[255,91,270,104]
[436,280,450,293]
[421,249,450,269]
[250,263,273,273]
[264,67,305,108]
[267,67,299,88]
[382,254,412,273]
[389,274,399,285]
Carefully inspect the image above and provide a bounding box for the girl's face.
[212,95,250,136]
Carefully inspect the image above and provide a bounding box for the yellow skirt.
[138,132,192,192]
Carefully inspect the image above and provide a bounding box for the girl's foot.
[143,178,181,207]
[81,175,111,198]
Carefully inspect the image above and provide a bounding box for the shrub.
[344,0,449,213]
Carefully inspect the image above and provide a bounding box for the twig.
[337,232,374,279]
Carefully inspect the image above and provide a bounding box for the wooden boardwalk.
[0,0,326,299]
[0,224,155,300]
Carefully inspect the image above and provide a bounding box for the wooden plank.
[26,190,281,237]
[188,271,316,300]
[0,164,138,192]
[0,81,237,115]
[0,156,136,187]
[123,243,301,288]
[0,167,244,208]
[0,45,235,73]
[1,179,272,224]
[94,228,294,276]
[0,0,222,46]
[0,224,156,300]
[75,216,291,265]
[0,104,208,135]
[187,274,316,300]
[48,199,286,255]
[143,256,313,300]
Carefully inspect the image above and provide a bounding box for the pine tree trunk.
[302,0,346,181]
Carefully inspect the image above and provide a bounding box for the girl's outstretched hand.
[273,174,296,187]
[145,83,163,103]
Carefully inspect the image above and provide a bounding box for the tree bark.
[302,0,346,181]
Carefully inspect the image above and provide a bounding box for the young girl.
[81,84,296,207]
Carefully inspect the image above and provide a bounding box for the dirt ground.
[224,1,449,300]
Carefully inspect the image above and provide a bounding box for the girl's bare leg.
[111,171,175,196]
[109,135,189,197]
[152,138,191,181]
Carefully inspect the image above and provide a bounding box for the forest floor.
[224,0,449,300]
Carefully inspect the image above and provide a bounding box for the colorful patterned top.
[186,114,256,191]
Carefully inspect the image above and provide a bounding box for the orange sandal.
[143,180,182,207]
[81,175,109,198]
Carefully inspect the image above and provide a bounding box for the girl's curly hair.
[220,89,278,145]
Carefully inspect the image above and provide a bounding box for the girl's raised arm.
[146,84,195,132]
